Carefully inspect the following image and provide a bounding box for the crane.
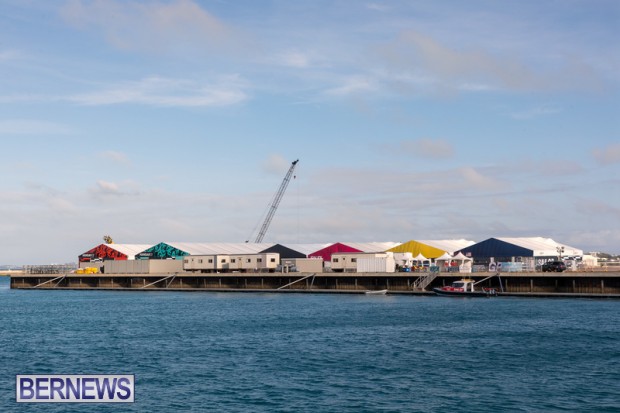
[250,159,299,243]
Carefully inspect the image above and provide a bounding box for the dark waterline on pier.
[0,277,619,412]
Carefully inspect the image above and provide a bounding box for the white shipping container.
[357,257,396,273]
[331,252,395,272]
[279,257,324,273]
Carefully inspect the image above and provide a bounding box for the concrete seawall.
[9,271,620,298]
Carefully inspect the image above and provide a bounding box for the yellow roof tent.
[388,240,446,259]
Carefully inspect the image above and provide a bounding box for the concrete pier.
[9,271,620,298]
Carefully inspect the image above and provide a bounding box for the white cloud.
[0,119,73,135]
[262,154,291,175]
[99,151,130,165]
[278,51,311,68]
[593,143,620,165]
[0,49,22,61]
[398,139,454,159]
[156,217,195,237]
[0,77,248,108]
[538,160,583,176]
[95,180,120,194]
[574,199,620,221]
[378,30,539,90]
[89,179,144,200]
[459,166,504,190]
[458,83,495,92]
[325,76,377,97]
[567,229,620,254]
[61,0,241,55]
[69,76,248,107]
[47,197,78,214]
[374,30,605,94]
[2,157,618,264]
[510,105,562,120]
[366,3,390,12]
[91,180,140,198]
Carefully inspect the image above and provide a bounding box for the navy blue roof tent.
[259,244,307,259]
[457,238,534,258]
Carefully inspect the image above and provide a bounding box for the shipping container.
[103,259,183,274]
[357,257,396,273]
[331,252,395,273]
[278,257,324,273]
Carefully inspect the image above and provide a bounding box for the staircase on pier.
[412,271,438,291]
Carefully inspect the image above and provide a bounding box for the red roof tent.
[309,243,363,262]
[79,244,130,262]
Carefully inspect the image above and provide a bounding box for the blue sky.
[1,0,619,264]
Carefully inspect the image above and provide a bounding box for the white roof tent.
[340,242,401,252]
[79,244,154,262]
[416,239,476,255]
[458,237,583,259]
[496,237,583,257]
[136,242,275,259]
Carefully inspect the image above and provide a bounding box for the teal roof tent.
[136,243,189,259]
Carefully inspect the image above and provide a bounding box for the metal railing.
[24,264,77,274]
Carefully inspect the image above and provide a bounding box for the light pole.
[556,246,565,260]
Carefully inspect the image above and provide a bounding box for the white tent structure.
[79,243,154,263]
[452,252,473,273]
[435,252,473,273]
[278,243,333,257]
[458,237,584,272]
[417,239,476,254]
[136,242,276,259]
[435,252,454,270]
[453,252,472,263]
[340,242,402,252]
[495,237,583,257]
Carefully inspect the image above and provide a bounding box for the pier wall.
[9,272,620,296]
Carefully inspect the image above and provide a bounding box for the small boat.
[433,279,498,297]
[365,289,388,295]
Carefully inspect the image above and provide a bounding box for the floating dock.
[8,271,620,298]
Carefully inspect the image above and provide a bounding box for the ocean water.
[1,276,619,412]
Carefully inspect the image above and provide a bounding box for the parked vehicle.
[542,261,567,272]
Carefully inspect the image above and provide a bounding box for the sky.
[1,0,619,264]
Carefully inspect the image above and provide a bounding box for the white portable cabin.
[185,253,280,273]
[229,253,280,272]
[183,255,230,272]
[331,252,396,273]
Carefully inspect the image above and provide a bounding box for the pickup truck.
[542,260,566,272]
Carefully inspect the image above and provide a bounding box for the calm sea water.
[1,276,619,412]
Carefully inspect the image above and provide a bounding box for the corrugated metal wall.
[104,259,183,274]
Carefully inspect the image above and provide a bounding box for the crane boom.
[254,159,299,243]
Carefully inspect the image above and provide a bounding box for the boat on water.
[433,279,498,297]
[365,289,388,295]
